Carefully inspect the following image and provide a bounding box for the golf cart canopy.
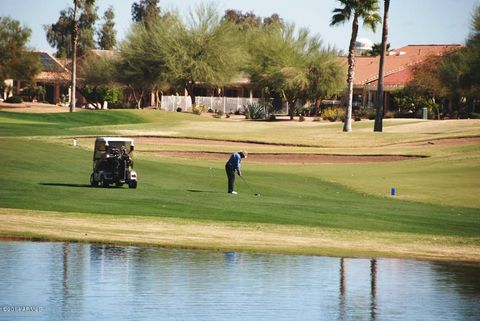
[94,137,135,160]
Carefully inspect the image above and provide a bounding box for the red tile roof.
[351,44,462,87]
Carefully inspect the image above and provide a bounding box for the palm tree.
[331,0,381,132]
[363,42,390,56]
[374,0,390,132]
[70,0,95,112]
[70,0,79,112]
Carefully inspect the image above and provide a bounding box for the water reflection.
[0,241,479,321]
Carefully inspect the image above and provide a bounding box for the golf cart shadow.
[40,183,94,188]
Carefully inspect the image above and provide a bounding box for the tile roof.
[351,44,462,87]
[32,51,70,83]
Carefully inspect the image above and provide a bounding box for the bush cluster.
[321,107,345,122]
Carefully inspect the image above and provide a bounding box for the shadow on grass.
[40,183,94,188]
[187,189,221,193]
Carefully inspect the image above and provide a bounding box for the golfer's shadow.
[39,182,93,188]
[187,189,221,193]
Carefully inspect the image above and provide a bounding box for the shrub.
[321,107,345,122]
[176,107,182,112]
[355,106,376,120]
[268,114,276,121]
[296,106,311,116]
[192,104,206,115]
[23,85,46,101]
[245,103,266,120]
[298,115,305,122]
[84,86,121,104]
[5,95,23,103]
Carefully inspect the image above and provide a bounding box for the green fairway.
[1,109,479,260]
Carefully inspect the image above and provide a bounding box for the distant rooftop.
[351,44,463,86]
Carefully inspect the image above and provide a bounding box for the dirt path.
[132,136,480,163]
[144,151,421,163]
[1,208,478,262]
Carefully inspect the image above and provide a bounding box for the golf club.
[240,175,260,196]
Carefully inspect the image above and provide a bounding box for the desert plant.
[245,103,266,119]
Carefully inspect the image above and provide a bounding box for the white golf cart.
[90,137,138,188]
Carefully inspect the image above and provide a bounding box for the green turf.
[1,137,478,238]
[1,110,479,242]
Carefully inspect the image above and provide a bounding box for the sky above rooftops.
[2,0,478,54]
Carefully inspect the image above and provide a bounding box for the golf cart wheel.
[99,175,109,188]
[128,181,137,189]
[90,173,98,187]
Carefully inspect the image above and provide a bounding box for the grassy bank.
[1,109,479,261]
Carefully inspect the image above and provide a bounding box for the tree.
[71,0,96,112]
[78,51,118,107]
[131,0,160,26]
[45,0,97,112]
[437,5,480,116]
[245,24,344,119]
[222,10,262,30]
[161,3,245,106]
[363,42,390,56]
[374,0,390,132]
[330,0,381,132]
[116,13,177,108]
[0,17,41,87]
[97,6,116,50]
[222,10,283,31]
[44,0,98,58]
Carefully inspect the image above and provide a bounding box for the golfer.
[225,151,247,194]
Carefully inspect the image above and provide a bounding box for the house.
[4,51,71,104]
[349,44,462,110]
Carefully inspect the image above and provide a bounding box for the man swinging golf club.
[225,150,247,194]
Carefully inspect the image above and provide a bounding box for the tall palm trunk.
[344,14,359,132]
[374,0,390,132]
[70,0,79,112]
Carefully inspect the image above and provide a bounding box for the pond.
[0,241,479,321]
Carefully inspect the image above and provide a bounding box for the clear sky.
[1,0,479,54]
